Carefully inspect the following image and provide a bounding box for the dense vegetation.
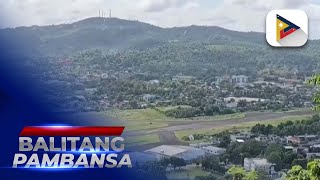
[286,160,320,180]
[70,42,320,79]
[3,17,320,78]
[251,114,320,136]
[8,18,320,114]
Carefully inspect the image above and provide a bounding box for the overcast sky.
[1,0,320,39]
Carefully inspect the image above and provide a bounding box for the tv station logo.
[12,126,132,169]
[266,10,308,47]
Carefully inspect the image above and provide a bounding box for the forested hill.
[1,17,320,78]
[0,17,274,56]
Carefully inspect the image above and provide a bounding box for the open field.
[103,108,246,132]
[106,108,245,123]
[105,108,168,122]
[155,106,192,112]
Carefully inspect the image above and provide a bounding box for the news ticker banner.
[12,126,133,169]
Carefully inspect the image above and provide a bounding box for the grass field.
[125,134,160,147]
[175,115,313,141]
[106,108,244,121]
[154,106,192,113]
[104,109,170,131]
[186,113,245,122]
[103,108,246,132]
[105,109,168,122]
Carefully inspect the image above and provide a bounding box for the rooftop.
[202,146,226,152]
[145,145,204,157]
[245,158,272,166]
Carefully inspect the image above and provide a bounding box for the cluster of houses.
[130,132,320,179]
[230,132,320,159]
[43,61,315,112]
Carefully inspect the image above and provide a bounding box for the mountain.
[1,17,320,81]
[0,17,270,56]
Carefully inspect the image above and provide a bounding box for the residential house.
[286,136,301,145]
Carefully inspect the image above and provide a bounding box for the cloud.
[0,0,108,26]
[135,0,198,12]
[201,0,320,39]
[0,0,320,39]
[137,0,178,12]
[225,0,310,9]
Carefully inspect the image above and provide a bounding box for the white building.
[231,75,249,84]
[148,80,160,85]
[230,133,251,142]
[188,135,195,141]
[189,142,214,148]
[244,158,276,176]
[255,135,268,142]
[215,76,224,84]
[145,145,206,162]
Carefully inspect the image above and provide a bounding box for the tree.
[286,165,311,180]
[244,170,258,180]
[194,175,217,180]
[286,160,320,180]
[307,160,320,178]
[169,157,186,170]
[136,161,167,180]
[218,134,231,148]
[201,156,225,173]
[265,144,283,157]
[224,140,264,164]
[291,159,308,169]
[257,171,271,180]
[267,152,282,171]
[283,152,298,169]
[181,136,190,141]
[265,124,274,136]
[308,74,320,110]
[227,165,246,180]
[159,157,170,168]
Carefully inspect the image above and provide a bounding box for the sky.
[1,0,320,39]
